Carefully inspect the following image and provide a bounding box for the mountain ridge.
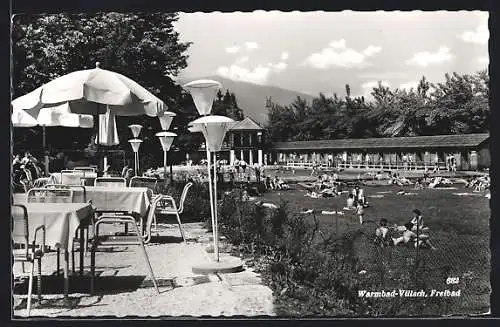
[177,75,315,125]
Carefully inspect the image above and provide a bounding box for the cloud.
[363,45,382,56]
[459,25,489,44]
[303,40,382,69]
[399,81,419,91]
[215,57,287,84]
[476,56,489,64]
[361,80,391,90]
[244,41,259,50]
[235,56,249,64]
[405,46,453,67]
[225,46,240,54]
[216,64,271,84]
[329,39,346,49]
[280,51,289,61]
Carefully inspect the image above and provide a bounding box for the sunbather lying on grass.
[392,223,436,250]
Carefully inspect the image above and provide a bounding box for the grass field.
[259,183,490,316]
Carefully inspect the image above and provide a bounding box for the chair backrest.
[177,182,193,214]
[129,176,158,193]
[45,184,87,203]
[12,204,29,254]
[27,188,74,203]
[94,177,127,188]
[74,167,96,173]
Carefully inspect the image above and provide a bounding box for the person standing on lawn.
[356,202,364,224]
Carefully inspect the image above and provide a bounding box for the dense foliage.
[267,72,489,141]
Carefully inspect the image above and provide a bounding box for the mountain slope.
[178,76,315,125]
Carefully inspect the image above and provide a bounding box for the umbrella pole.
[42,126,49,175]
[205,147,217,261]
[213,151,219,262]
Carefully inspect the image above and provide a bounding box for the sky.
[174,10,489,98]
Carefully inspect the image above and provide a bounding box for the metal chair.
[74,167,96,173]
[27,188,74,203]
[129,176,158,192]
[90,214,159,295]
[12,204,46,317]
[147,182,193,243]
[33,177,51,188]
[129,177,159,232]
[94,177,127,188]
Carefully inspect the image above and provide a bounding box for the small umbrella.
[11,103,94,174]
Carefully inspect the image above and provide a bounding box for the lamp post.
[185,80,243,274]
[128,139,143,176]
[156,131,176,188]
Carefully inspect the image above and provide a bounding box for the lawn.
[258,183,490,316]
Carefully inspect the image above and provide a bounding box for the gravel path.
[12,223,275,318]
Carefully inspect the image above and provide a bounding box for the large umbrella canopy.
[11,103,94,128]
[188,115,234,152]
[17,62,168,119]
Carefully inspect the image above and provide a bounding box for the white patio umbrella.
[189,115,235,262]
[14,62,168,170]
[11,103,94,174]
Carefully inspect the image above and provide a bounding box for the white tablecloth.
[50,172,98,185]
[76,186,152,216]
[12,200,93,250]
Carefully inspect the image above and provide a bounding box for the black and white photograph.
[10,9,492,318]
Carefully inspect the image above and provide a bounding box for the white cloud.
[363,45,382,57]
[272,62,287,71]
[477,56,489,64]
[235,56,249,64]
[459,25,489,44]
[225,46,240,54]
[329,39,346,49]
[244,41,259,50]
[215,64,271,84]
[405,46,453,67]
[399,81,419,91]
[303,40,382,69]
[280,51,289,61]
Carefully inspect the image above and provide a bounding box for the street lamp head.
[158,111,177,130]
[128,138,143,153]
[189,115,234,152]
[155,131,177,152]
[128,124,143,138]
[183,80,221,116]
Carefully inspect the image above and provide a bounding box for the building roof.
[271,133,489,151]
[229,117,263,131]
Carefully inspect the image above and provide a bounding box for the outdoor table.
[50,172,98,185]
[78,186,152,217]
[11,195,94,299]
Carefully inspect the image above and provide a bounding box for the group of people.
[344,185,368,224]
[468,175,490,192]
[12,152,45,184]
[374,209,437,250]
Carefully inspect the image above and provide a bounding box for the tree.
[12,13,192,162]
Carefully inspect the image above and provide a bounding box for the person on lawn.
[356,202,364,224]
[409,209,427,231]
[374,218,391,247]
[392,223,436,250]
[346,193,355,209]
